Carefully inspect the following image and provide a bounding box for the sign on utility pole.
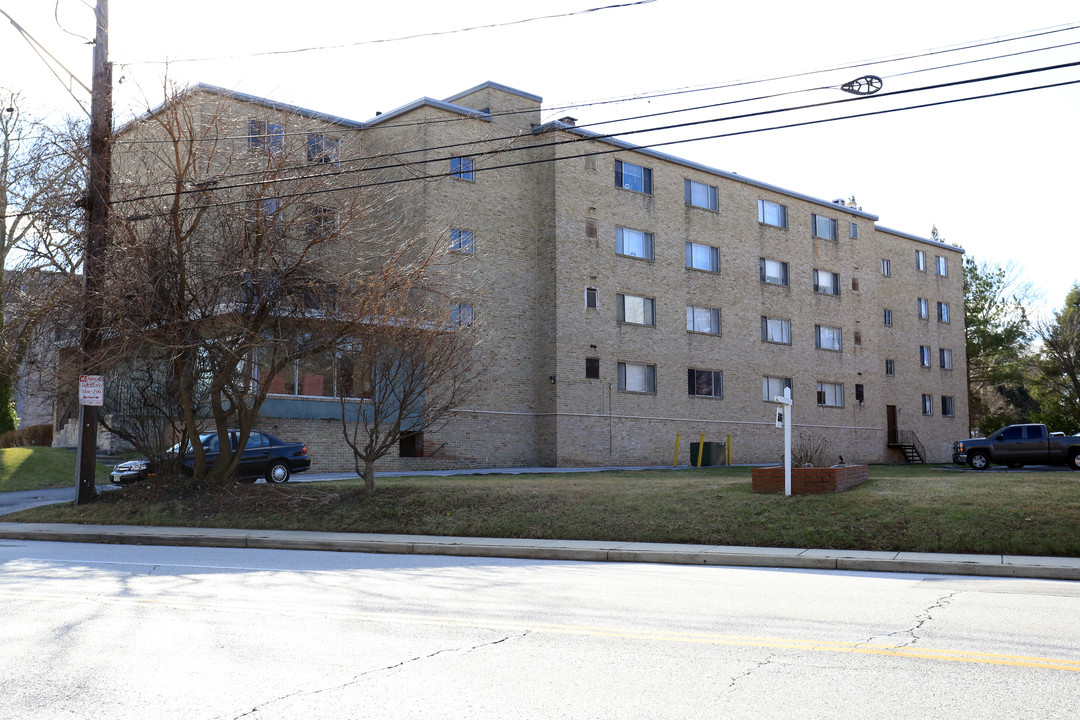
[773,387,793,497]
[74,0,111,505]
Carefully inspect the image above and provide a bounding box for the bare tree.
[0,89,85,432]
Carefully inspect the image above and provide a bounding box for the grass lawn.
[6,464,1080,556]
[0,447,113,492]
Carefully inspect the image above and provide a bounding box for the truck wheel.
[968,451,990,470]
[1069,450,1080,471]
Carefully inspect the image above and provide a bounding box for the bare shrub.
[791,432,831,467]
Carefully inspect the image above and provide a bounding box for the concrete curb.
[2,522,1079,581]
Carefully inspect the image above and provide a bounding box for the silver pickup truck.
[953,423,1080,470]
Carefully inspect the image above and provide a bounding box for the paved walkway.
[1,522,1078,581]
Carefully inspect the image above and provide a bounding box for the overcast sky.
[3,0,1077,316]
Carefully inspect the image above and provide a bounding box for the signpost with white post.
[773,387,793,497]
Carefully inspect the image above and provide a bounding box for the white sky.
[3,0,1078,316]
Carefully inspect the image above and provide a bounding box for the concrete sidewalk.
[1,521,1078,581]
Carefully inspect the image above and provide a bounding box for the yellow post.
[697,433,705,467]
[727,433,732,466]
[673,433,681,467]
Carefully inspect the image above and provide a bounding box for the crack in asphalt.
[728,653,776,689]
[861,590,963,648]
[225,630,530,719]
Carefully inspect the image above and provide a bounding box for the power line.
[0,6,91,116]
[110,60,1080,207]
[118,0,657,65]
[112,75,1080,218]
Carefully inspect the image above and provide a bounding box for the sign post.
[772,387,793,497]
[74,375,104,504]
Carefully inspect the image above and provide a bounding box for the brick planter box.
[751,464,869,494]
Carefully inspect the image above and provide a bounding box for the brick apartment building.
[67,80,967,469]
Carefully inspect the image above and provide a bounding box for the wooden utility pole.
[75,0,110,504]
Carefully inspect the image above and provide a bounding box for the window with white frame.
[849,222,859,239]
[615,159,652,194]
[688,368,723,398]
[941,395,955,417]
[685,179,718,211]
[883,308,893,326]
[916,249,927,272]
[267,348,370,399]
[881,258,891,276]
[937,301,950,323]
[758,199,787,228]
[616,226,654,260]
[451,303,473,327]
[815,324,842,351]
[813,269,840,295]
[917,297,929,319]
[306,134,341,165]
[585,287,598,309]
[920,345,931,367]
[885,358,895,376]
[762,376,792,402]
[940,348,953,370]
[450,156,475,180]
[617,293,655,326]
[450,229,474,253]
[685,242,719,272]
[618,361,656,393]
[936,255,948,276]
[686,305,721,335]
[922,393,934,416]
[812,214,838,240]
[817,382,844,407]
[248,120,285,154]
[761,316,791,344]
[760,258,789,286]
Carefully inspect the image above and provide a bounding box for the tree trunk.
[364,458,376,494]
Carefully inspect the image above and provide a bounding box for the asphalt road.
[2,540,1078,719]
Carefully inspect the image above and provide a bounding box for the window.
[685,242,719,272]
[585,219,598,238]
[399,432,424,458]
[920,345,931,367]
[617,293,655,326]
[451,303,473,327]
[922,394,934,416]
[451,156,475,180]
[853,330,862,346]
[618,361,656,393]
[942,396,955,417]
[306,134,341,165]
[881,258,891,276]
[762,376,792,402]
[248,120,284,154]
[304,205,337,239]
[849,222,859,239]
[812,214,838,240]
[758,200,787,228]
[937,302,950,323]
[885,358,895,376]
[855,384,865,404]
[851,277,860,292]
[761,316,791,344]
[686,305,721,335]
[268,348,369,399]
[585,357,600,379]
[688,369,723,398]
[246,196,282,235]
[916,249,927,272]
[760,258,789,286]
[685,179,719,211]
[936,255,948,276]
[917,298,929,319]
[939,348,953,370]
[585,287,598,309]
[615,159,652,194]
[817,382,844,407]
[616,227,654,260]
[450,229,474,254]
[815,324,842,351]
[883,308,893,326]
[813,269,840,296]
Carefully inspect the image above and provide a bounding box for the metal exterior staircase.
[889,429,926,463]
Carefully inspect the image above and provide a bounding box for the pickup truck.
[953,424,1080,470]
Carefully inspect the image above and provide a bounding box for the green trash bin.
[690,441,725,466]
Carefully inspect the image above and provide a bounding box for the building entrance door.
[887,405,899,445]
